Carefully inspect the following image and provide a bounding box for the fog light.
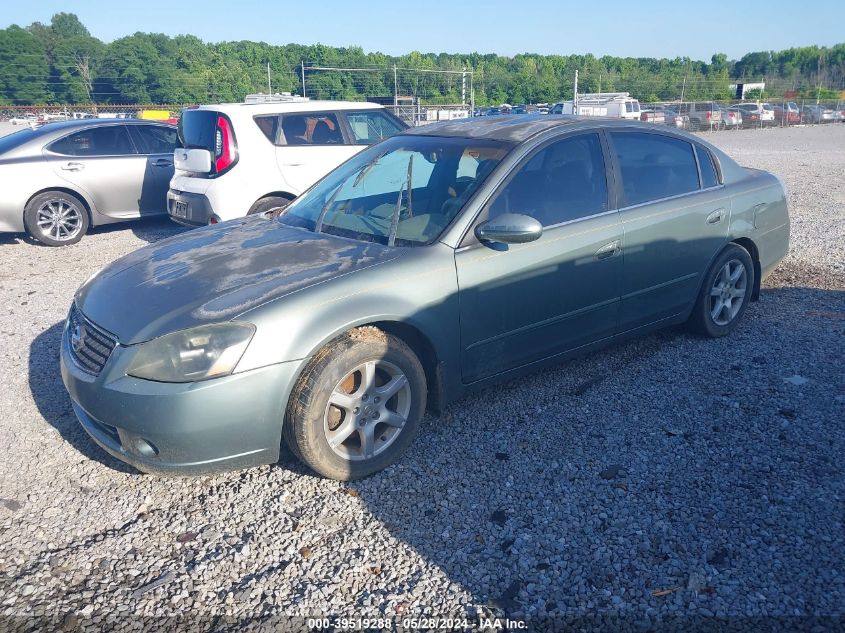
[129,437,159,458]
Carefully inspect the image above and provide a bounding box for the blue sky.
[6,0,845,61]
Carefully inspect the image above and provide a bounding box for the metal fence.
[0,102,479,128]
[0,98,842,132]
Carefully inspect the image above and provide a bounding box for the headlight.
[126,322,255,383]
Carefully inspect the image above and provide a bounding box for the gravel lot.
[0,125,843,630]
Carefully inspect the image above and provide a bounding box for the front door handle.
[595,240,620,260]
[706,208,725,224]
[61,162,84,172]
[152,158,173,167]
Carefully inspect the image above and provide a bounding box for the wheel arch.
[370,320,444,413]
[280,318,446,422]
[253,191,296,205]
[730,237,761,301]
[24,186,95,226]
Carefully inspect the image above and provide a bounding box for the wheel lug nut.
[373,397,380,404]
[353,407,360,414]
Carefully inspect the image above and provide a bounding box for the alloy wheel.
[323,360,412,461]
[35,199,83,242]
[709,259,748,326]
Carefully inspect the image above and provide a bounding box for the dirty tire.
[247,196,293,216]
[283,327,426,480]
[688,243,755,338]
[24,191,89,246]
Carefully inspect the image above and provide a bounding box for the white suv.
[168,98,407,225]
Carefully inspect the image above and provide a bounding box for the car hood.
[75,217,400,344]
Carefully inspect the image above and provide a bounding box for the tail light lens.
[705,111,711,119]
[213,116,237,175]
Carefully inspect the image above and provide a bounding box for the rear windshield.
[0,128,39,155]
[177,110,218,150]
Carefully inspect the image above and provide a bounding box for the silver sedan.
[0,119,177,246]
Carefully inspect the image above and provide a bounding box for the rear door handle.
[152,158,173,167]
[61,162,84,172]
[595,240,620,260]
[706,208,725,224]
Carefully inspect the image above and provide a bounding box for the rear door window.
[609,132,700,206]
[129,124,178,154]
[344,110,403,144]
[48,125,136,156]
[280,113,344,145]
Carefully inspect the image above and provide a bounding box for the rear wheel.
[284,327,427,480]
[247,195,293,217]
[688,244,755,338]
[24,191,89,246]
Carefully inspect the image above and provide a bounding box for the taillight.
[214,116,236,174]
[705,111,711,119]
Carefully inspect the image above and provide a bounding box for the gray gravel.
[0,124,843,629]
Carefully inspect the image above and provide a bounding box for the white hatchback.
[168,99,407,225]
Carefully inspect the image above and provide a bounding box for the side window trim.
[253,114,282,145]
[45,124,139,157]
[458,130,612,248]
[693,144,723,188]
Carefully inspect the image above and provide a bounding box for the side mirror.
[475,213,543,244]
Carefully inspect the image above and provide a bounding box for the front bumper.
[167,189,215,228]
[60,320,301,475]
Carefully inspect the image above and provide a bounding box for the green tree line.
[1,13,843,106]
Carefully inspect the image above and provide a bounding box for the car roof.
[402,115,696,143]
[28,118,173,136]
[197,100,383,115]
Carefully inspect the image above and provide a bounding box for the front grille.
[67,305,117,376]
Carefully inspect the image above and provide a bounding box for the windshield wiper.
[388,154,414,247]
[353,149,387,188]
[314,183,342,235]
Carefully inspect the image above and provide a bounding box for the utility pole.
[301,60,306,98]
[461,68,467,106]
[680,76,687,104]
[573,69,579,112]
[267,62,272,94]
[393,64,398,107]
[598,73,602,97]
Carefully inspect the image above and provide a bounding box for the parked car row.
[0,100,408,245]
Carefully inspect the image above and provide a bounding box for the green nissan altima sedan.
[60,116,789,480]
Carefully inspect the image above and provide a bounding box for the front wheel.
[688,244,755,338]
[284,327,427,480]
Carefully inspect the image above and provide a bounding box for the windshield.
[279,135,513,246]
